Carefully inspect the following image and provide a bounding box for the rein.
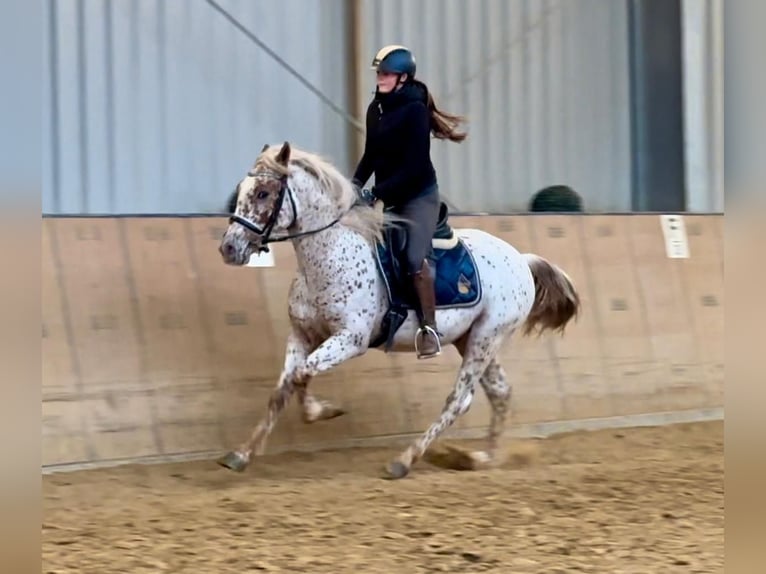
[227,175,358,253]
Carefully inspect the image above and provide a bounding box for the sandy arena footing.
[43,420,723,573]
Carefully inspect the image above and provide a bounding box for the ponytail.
[414,79,468,143]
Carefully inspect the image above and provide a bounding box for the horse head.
[220,140,387,266]
[219,141,297,264]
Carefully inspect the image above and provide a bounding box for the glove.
[360,187,377,206]
[351,178,377,206]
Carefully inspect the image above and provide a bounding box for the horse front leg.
[217,328,367,472]
[217,329,310,472]
[293,327,368,386]
[295,383,346,424]
[292,326,367,422]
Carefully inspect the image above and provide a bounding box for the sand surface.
[43,420,723,573]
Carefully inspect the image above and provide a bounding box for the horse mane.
[254,144,402,244]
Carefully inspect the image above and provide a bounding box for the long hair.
[412,79,468,143]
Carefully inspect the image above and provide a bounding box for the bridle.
[227,172,354,253]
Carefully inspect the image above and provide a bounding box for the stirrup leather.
[415,325,442,359]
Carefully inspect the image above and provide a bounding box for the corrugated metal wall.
[42,0,352,214]
[42,0,721,215]
[360,0,632,212]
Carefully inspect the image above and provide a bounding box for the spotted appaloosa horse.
[217,141,580,479]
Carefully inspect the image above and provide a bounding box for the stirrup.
[415,325,442,359]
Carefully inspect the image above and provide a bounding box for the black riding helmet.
[371,44,416,78]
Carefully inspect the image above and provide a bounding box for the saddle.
[370,201,483,351]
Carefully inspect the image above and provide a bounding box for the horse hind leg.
[477,359,511,463]
[385,321,507,479]
[423,354,512,472]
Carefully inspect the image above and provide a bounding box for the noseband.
[228,173,352,253]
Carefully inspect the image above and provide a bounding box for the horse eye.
[256,190,269,200]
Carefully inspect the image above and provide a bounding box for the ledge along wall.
[42,213,724,472]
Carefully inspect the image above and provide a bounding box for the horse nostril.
[220,241,235,257]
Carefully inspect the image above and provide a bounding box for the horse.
[217,141,581,479]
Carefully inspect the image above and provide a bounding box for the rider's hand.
[351,178,377,206]
[360,187,377,206]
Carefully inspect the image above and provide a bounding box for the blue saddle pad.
[373,237,482,310]
[367,200,483,351]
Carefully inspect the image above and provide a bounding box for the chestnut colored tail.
[521,254,581,337]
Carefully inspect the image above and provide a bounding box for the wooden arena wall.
[42,214,724,471]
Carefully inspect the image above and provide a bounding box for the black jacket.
[352,82,437,207]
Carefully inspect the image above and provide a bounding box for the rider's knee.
[406,255,425,275]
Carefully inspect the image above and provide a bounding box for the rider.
[351,45,467,359]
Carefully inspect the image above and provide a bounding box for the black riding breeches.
[389,185,440,275]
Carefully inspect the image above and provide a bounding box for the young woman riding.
[352,44,467,359]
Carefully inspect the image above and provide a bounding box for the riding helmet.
[371,45,416,77]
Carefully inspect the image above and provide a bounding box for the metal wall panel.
[359,0,632,212]
[43,1,720,215]
[43,0,352,214]
[681,0,724,213]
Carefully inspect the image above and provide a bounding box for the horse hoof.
[385,461,410,480]
[302,403,346,424]
[216,451,249,472]
[469,450,492,470]
[423,445,491,471]
[323,406,346,420]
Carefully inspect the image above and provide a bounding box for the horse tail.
[521,253,581,337]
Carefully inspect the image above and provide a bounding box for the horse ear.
[260,143,269,153]
[276,141,291,166]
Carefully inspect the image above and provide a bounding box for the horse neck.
[288,183,340,233]
[289,192,354,276]
[291,223,362,284]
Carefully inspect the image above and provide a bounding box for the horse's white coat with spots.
[217,142,580,479]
